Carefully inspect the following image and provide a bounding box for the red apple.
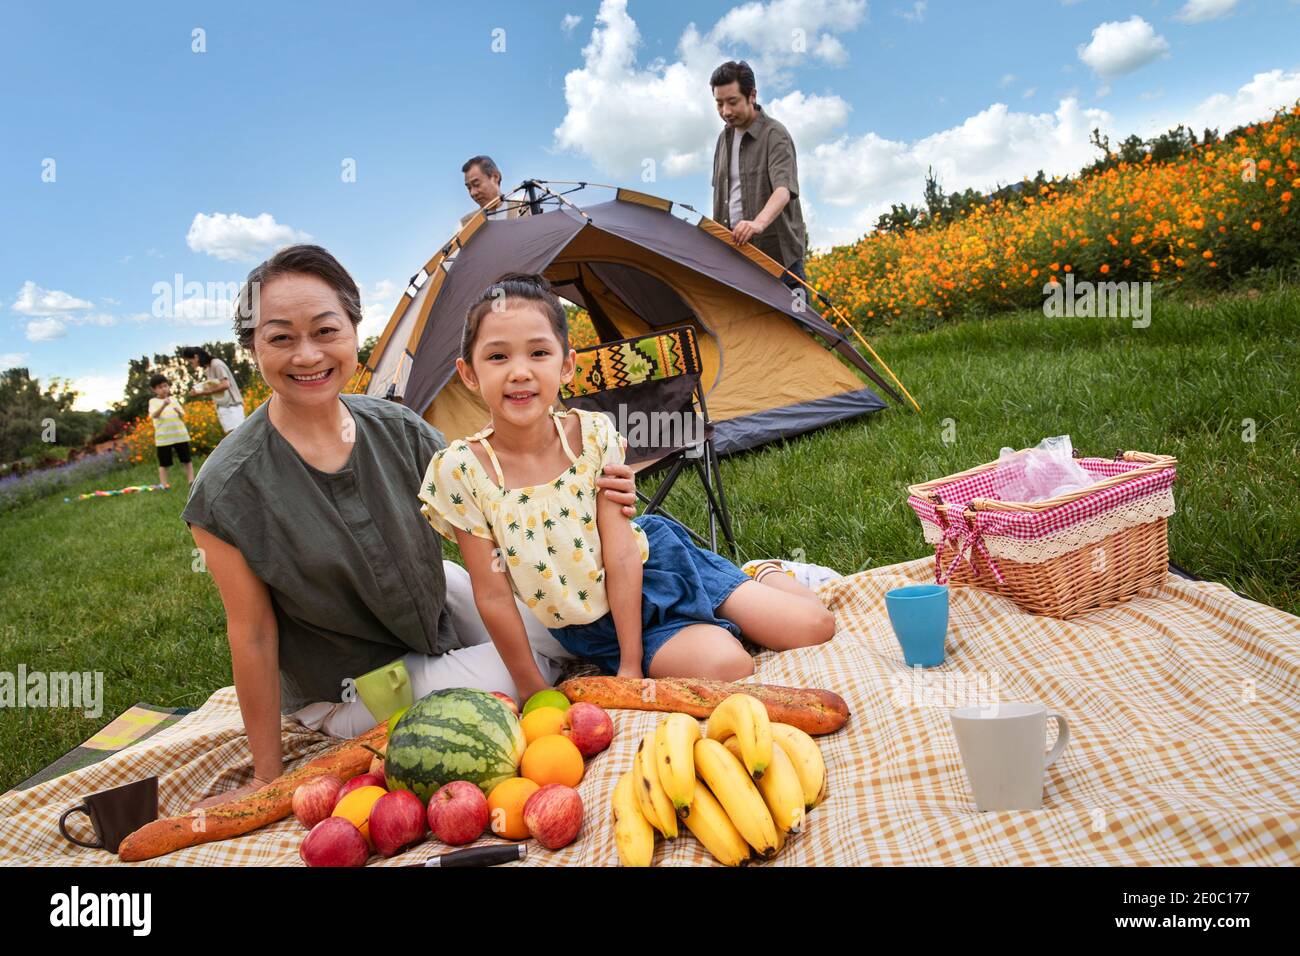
[292,774,344,830]
[522,784,583,850]
[336,771,387,806]
[490,691,519,716]
[368,754,385,777]
[300,817,369,867]
[427,780,490,846]
[369,790,428,857]
[563,702,614,757]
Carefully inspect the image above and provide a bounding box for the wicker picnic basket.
[906,449,1178,619]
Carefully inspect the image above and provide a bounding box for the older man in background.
[459,155,525,227]
[709,60,809,290]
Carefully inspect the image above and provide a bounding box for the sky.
[2,0,1298,411]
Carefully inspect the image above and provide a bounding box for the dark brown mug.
[58,777,158,853]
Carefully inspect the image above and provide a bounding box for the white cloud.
[1175,0,1239,23]
[1077,16,1170,79]
[806,97,1113,246]
[12,281,94,316]
[709,0,868,75]
[358,278,399,341]
[1182,68,1300,134]
[553,0,866,177]
[1000,73,1017,88]
[1023,87,1037,99]
[554,0,719,178]
[185,212,311,263]
[26,318,67,341]
[766,90,852,146]
[168,297,233,326]
[562,13,583,33]
[895,1,926,23]
[0,352,30,370]
[70,373,127,412]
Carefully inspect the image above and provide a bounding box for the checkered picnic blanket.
[2,556,1297,866]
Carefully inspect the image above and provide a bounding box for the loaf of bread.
[558,677,849,735]
[117,721,389,862]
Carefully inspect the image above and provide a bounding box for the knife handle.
[426,844,527,867]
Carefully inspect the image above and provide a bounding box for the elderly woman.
[182,245,638,808]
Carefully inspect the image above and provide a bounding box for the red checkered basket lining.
[907,457,1177,542]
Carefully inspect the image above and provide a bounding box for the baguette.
[558,677,849,735]
[117,721,389,862]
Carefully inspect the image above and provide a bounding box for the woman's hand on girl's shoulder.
[596,462,638,519]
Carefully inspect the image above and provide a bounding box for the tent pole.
[785,271,921,413]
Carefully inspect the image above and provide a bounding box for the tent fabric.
[576,200,848,349]
[362,186,899,453]
[711,388,887,456]
[402,207,585,415]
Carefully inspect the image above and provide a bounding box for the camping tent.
[351,182,910,454]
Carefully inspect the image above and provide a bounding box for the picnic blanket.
[12,703,193,791]
[3,556,1297,866]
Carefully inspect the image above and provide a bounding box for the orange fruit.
[487,777,539,840]
[520,706,567,744]
[520,734,585,788]
[331,785,387,845]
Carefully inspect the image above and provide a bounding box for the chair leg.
[706,441,738,557]
[692,453,736,558]
[639,445,736,557]
[643,457,687,515]
[635,491,713,550]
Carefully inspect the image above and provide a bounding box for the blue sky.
[3,0,1298,410]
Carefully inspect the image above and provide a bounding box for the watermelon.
[384,688,527,800]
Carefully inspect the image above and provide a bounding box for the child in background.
[149,373,193,489]
[418,274,836,702]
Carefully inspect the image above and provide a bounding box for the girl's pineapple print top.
[418,406,649,628]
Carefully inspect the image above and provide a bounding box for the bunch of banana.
[610,701,831,867]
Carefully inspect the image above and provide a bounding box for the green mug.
[354,659,413,723]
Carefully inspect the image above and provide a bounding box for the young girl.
[418,274,836,701]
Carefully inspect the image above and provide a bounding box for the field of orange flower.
[809,103,1300,330]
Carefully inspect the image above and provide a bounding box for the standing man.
[181,346,245,434]
[459,155,525,227]
[710,61,809,289]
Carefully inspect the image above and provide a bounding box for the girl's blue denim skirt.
[548,513,750,675]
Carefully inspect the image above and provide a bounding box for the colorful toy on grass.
[65,484,168,502]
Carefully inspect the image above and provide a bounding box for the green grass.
[2,283,1297,790]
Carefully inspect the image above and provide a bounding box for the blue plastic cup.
[885,584,949,667]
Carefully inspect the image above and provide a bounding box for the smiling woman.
[177,245,641,811]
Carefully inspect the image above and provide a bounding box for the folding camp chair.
[559,324,737,557]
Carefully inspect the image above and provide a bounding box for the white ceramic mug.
[949,702,1069,811]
